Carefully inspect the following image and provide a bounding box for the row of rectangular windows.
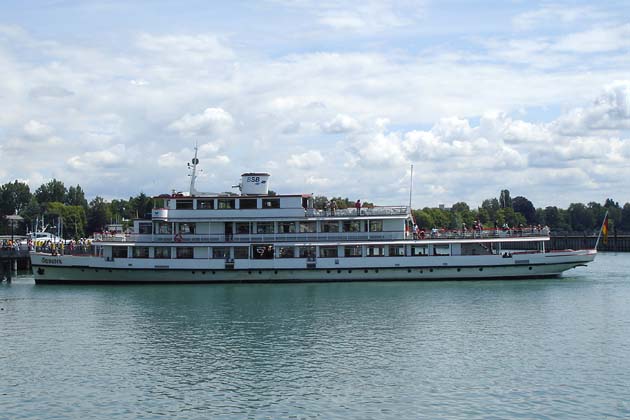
[149,220,385,235]
[111,244,450,259]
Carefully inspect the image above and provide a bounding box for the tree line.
[1,180,628,238]
[0,179,152,238]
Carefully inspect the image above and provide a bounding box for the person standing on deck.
[355,199,361,216]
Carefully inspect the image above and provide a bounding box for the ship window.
[138,223,152,234]
[367,246,384,257]
[299,221,316,233]
[197,199,214,209]
[178,223,195,234]
[298,246,315,258]
[369,220,383,232]
[344,246,362,257]
[236,222,250,234]
[155,221,172,235]
[239,198,257,209]
[389,246,406,256]
[320,246,338,258]
[218,199,236,209]
[112,247,128,258]
[256,222,274,234]
[342,221,361,232]
[154,247,171,259]
[212,247,228,259]
[176,247,194,259]
[411,246,428,256]
[434,245,450,256]
[234,247,249,259]
[176,199,193,209]
[322,221,339,233]
[252,244,274,259]
[278,246,294,258]
[278,222,296,233]
[133,247,149,258]
[262,198,280,209]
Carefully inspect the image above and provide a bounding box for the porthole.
[429,268,433,273]
[348,270,352,273]
[375,269,379,273]
[258,270,262,274]
[337,269,341,274]
[274,270,278,274]
[202,271,206,274]
[479,268,483,271]
[212,271,216,274]
[364,269,368,273]
[408,269,411,273]
[327,270,331,274]
[529,267,533,270]
[192,271,195,274]
[457,268,461,272]
[248,270,252,274]
[420,270,423,274]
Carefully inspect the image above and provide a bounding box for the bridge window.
[389,246,406,256]
[155,221,172,234]
[262,198,280,208]
[197,199,214,209]
[298,246,315,258]
[434,245,450,256]
[239,198,257,209]
[138,223,152,234]
[218,199,236,209]
[176,199,193,209]
[411,246,428,256]
[322,221,339,233]
[178,223,195,234]
[367,246,385,257]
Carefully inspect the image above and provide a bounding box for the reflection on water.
[2,253,630,419]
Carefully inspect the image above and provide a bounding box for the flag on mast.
[602,214,609,245]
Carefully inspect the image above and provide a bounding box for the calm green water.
[2,254,630,419]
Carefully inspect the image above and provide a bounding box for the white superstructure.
[31,151,596,283]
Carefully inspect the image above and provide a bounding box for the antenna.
[188,143,199,196]
[408,164,414,210]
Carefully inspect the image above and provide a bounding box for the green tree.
[0,180,32,215]
[620,203,630,232]
[130,193,154,219]
[87,196,111,234]
[512,196,536,224]
[499,189,512,209]
[567,203,594,231]
[65,185,88,210]
[35,179,67,205]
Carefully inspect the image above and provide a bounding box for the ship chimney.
[240,173,270,195]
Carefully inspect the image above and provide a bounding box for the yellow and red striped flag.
[602,215,609,245]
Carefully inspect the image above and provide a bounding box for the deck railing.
[93,227,550,244]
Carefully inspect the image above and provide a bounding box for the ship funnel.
[240,173,270,195]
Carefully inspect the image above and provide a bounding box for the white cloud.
[168,108,234,137]
[287,150,325,169]
[23,120,52,138]
[321,114,361,133]
[136,33,234,63]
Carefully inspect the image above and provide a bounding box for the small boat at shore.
[30,150,596,284]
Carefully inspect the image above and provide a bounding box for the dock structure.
[550,233,630,252]
[0,249,30,282]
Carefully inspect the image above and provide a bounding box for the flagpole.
[594,209,609,250]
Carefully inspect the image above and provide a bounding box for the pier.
[0,249,30,282]
[550,233,630,252]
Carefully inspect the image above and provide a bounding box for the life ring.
[174,233,183,243]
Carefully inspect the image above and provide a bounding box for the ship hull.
[31,250,596,284]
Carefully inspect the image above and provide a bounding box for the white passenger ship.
[31,151,596,283]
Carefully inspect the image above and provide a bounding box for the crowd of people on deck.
[410,222,550,239]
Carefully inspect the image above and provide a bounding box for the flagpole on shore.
[594,209,609,250]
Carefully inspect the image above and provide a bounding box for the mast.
[188,144,200,196]
[594,209,609,250]
[408,164,413,211]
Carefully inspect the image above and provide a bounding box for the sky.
[1,0,630,209]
